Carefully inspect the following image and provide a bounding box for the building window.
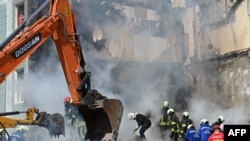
[16,3,24,26]
[14,68,24,104]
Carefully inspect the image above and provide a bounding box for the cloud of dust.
[14,0,250,141]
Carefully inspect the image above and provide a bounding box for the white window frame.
[14,69,24,104]
[15,2,24,28]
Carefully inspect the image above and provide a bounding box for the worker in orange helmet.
[64,96,87,139]
[64,96,76,126]
[208,125,224,141]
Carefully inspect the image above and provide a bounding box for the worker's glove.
[67,117,76,126]
[133,126,139,132]
[67,119,73,125]
[178,134,183,141]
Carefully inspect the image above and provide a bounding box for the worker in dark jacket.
[128,112,151,139]
[167,108,180,141]
[10,125,28,141]
[64,96,78,126]
[212,115,225,129]
[159,100,170,133]
[179,111,193,139]
[64,96,87,139]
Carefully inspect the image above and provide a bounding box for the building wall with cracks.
[101,0,250,113]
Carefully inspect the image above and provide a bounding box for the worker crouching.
[128,112,151,140]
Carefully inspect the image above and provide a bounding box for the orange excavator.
[0,0,123,140]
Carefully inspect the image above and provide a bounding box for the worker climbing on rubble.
[159,100,170,137]
[167,108,180,141]
[10,125,29,141]
[179,111,193,139]
[211,116,225,129]
[208,125,224,141]
[184,124,200,141]
[199,119,213,141]
[64,96,87,140]
[128,112,152,140]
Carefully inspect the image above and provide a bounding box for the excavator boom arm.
[0,0,123,140]
[0,15,61,83]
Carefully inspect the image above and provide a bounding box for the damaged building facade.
[80,0,250,114]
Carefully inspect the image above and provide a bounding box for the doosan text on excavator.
[0,0,123,140]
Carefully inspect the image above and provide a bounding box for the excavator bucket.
[36,112,65,137]
[79,91,123,141]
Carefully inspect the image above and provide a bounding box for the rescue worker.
[211,115,225,129]
[64,96,87,140]
[208,125,224,141]
[10,125,28,141]
[159,100,170,137]
[128,112,151,139]
[167,108,180,141]
[199,119,213,141]
[64,96,77,126]
[179,111,193,139]
[184,124,200,141]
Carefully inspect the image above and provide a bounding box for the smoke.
[12,0,250,141]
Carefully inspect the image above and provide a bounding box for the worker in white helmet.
[212,115,225,129]
[128,112,151,139]
[179,111,193,139]
[167,108,180,141]
[199,119,212,141]
[10,125,29,141]
[159,100,170,138]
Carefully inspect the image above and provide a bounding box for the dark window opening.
[17,4,24,26]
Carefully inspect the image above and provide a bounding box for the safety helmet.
[187,124,194,129]
[218,116,225,123]
[163,101,169,107]
[17,125,29,132]
[167,108,174,114]
[128,112,137,120]
[64,96,71,104]
[200,119,208,124]
[183,111,189,117]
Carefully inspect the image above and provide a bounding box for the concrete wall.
[192,0,250,111]
[211,1,250,53]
